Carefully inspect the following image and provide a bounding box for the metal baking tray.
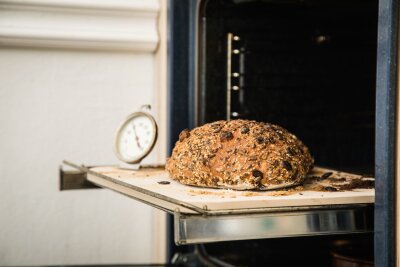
[62,161,374,244]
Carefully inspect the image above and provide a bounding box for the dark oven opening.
[194,1,378,264]
[197,0,378,176]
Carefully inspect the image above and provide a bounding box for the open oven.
[167,0,398,266]
[60,0,397,265]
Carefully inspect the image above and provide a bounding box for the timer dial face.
[114,112,157,163]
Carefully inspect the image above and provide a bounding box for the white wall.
[0,0,166,265]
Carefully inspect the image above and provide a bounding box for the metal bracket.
[59,164,101,190]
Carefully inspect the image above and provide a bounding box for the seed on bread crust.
[256,137,265,144]
[282,161,293,171]
[179,129,190,142]
[252,170,263,178]
[241,127,250,134]
[220,131,233,142]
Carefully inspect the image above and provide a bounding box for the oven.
[167,0,398,266]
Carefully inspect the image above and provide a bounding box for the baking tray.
[63,161,374,244]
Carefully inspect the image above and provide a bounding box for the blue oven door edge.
[166,0,198,261]
[375,0,398,265]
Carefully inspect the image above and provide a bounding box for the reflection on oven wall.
[214,216,310,236]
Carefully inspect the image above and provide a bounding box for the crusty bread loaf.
[166,120,314,190]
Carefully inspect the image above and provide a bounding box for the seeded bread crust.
[166,120,314,190]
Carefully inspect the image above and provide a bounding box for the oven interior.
[198,0,377,176]
[193,0,378,265]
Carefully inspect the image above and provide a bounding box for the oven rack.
[62,161,374,245]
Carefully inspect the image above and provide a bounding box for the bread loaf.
[166,120,314,190]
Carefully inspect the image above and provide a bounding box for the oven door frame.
[167,0,398,265]
[376,0,398,266]
[167,0,198,260]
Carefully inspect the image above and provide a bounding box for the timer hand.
[132,123,143,150]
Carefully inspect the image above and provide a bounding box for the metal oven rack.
[62,161,373,245]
